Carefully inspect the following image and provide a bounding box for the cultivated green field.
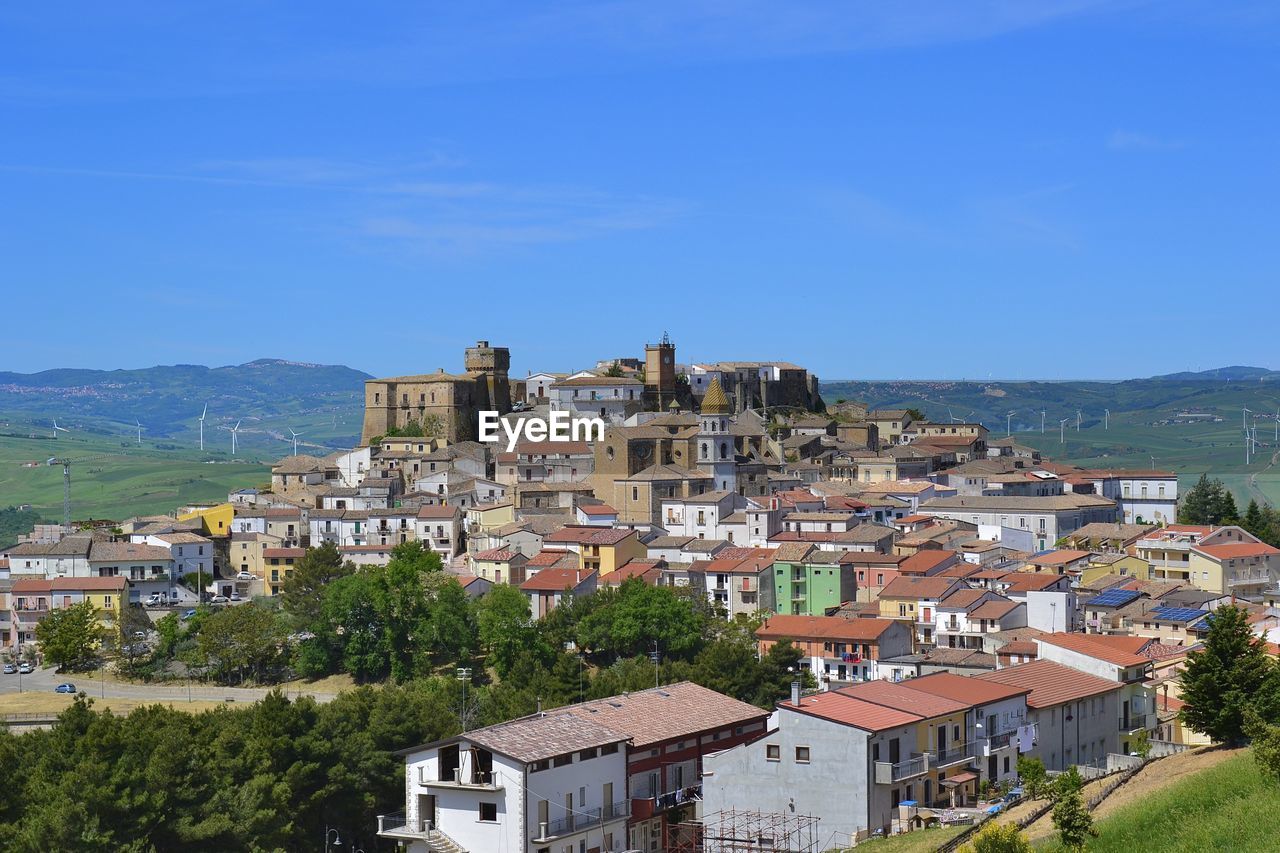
[0,427,270,527]
[1015,417,1280,508]
[1037,750,1280,852]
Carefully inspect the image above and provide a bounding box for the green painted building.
[771,553,856,615]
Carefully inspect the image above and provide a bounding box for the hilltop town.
[3,336,1278,852]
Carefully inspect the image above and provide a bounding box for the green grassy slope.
[0,428,270,527]
[1038,751,1280,852]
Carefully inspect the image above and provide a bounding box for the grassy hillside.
[821,374,1280,506]
[0,358,369,453]
[0,428,270,530]
[1038,750,1280,851]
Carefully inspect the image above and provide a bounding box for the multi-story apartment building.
[703,673,1029,845]
[755,614,913,684]
[918,494,1120,553]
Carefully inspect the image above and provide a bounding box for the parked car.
[180,608,197,620]
[54,683,77,694]
[2,663,15,674]
[236,571,254,580]
[18,662,34,674]
[210,595,229,603]
[132,630,147,640]
[230,591,241,601]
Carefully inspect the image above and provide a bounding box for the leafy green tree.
[1244,499,1266,538]
[904,408,925,422]
[194,603,285,684]
[1131,727,1152,759]
[575,579,708,662]
[475,584,542,679]
[35,600,103,671]
[1179,604,1278,745]
[1017,755,1049,800]
[1245,708,1280,786]
[281,542,354,628]
[959,821,1032,853]
[1179,474,1240,526]
[1052,785,1097,852]
[1049,766,1084,803]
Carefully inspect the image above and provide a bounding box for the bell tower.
[644,331,676,410]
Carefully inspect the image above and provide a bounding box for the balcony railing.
[420,767,503,790]
[1119,713,1157,733]
[874,753,930,784]
[933,742,979,768]
[376,811,427,838]
[651,784,702,812]
[537,800,630,840]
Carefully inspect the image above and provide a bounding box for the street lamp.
[325,827,343,850]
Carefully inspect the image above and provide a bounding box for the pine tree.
[1052,787,1098,852]
[1179,605,1277,745]
[1244,500,1265,537]
[1178,474,1213,524]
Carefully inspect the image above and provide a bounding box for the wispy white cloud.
[1107,129,1186,151]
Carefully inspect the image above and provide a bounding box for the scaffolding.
[670,808,821,853]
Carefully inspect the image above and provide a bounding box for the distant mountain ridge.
[0,359,372,449]
[1147,365,1280,382]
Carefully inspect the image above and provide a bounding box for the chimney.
[791,681,802,706]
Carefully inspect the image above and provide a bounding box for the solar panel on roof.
[1089,588,1141,608]
[1151,606,1209,623]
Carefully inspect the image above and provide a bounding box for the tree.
[1051,785,1097,852]
[281,542,355,628]
[904,408,925,422]
[1130,727,1152,759]
[34,601,103,671]
[1016,755,1049,800]
[475,584,542,679]
[959,821,1032,853]
[1244,499,1266,538]
[1049,766,1084,803]
[1179,474,1240,526]
[604,361,624,378]
[1179,604,1278,745]
[1245,708,1280,785]
[194,603,285,684]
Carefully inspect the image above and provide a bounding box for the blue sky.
[2,1,1278,380]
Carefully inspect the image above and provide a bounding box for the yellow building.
[14,577,127,649]
[1079,554,1151,587]
[466,499,516,535]
[178,503,235,539]
[542,526,647,576]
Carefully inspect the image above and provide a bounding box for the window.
[553,754,573,767]
[600,742,619,755]
[478,802,497,822]
[766,744,780,761]
[795,746,811,763]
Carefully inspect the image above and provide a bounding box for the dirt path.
[1092,746,1245,820]
[998,747,1246,843]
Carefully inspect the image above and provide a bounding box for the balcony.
[650,784,702,813]
[536,800,630,841]
[933,742,979,769]
[1229,574,1271,588]
[874,753,930,784]
[420,767,504,791]
[1119,713,1157,733]
[376,811,426,840]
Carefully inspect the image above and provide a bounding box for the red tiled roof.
[901,671,1030,704]
[579,504,617,515]
[545,525,635,545]
[757,615,898,643]
[471,547,521,562]
[837,680,971,718]
[781,690,923,732]
[1028,549,1091,566]
[1193,543,1280,560]
[520,567,594,591]
[976,660,1119,708]
[880,575,963,600]
[1037,633,1150,667]
[263,548,304,558]
[900,550,958,575]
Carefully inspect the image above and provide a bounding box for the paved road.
[1,664,337,704]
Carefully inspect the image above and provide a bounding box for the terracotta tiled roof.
[756,615,898,643]
[462,710,628,763]
[1193,543,1280,559]
[780,690,923,732]
[879,575,963,600]
[1037,633,1151,667]
[520,566,595,591]
[976,660,1120,709]
[902,671,1029,704]
[837,680,970,718]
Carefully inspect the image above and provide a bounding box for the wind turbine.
[230,420,242,456]
[288,427,302,456]
[198,403,208,451]
[51,419,68,439]
[1076,410,1082,432]
[134,419,144,446]
[1274,407,1279,442]
[1040,410,1046,433]
[1244,407,1254,464]
[1104,408,1110,431]
[1006,410,1016,437]
[1059,417,1071,444]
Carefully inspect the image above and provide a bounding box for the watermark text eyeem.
[478,410,605,452]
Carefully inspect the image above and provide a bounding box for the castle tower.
[464,340,512,413]
[643,331,676,411]
[697,378,737,493]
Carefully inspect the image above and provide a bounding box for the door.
[889,738,901,764]
[937,725,947,755]
[1122,699,1130,729]
[418,794,436,832]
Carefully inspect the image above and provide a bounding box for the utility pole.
[649,641,660,689]
[47,457,72,530]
